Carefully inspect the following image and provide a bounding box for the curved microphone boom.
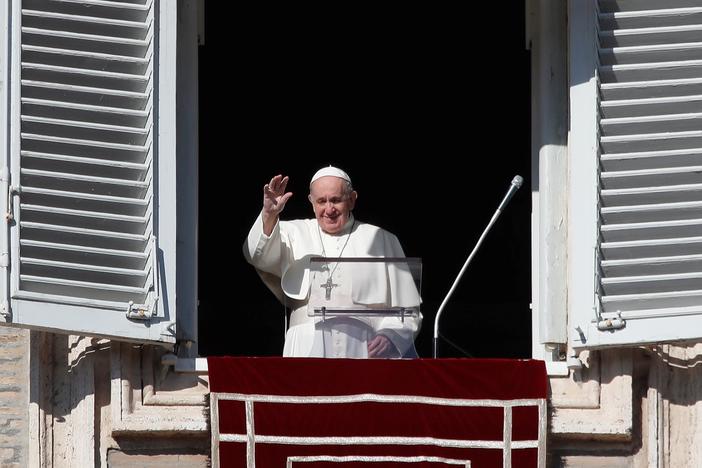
[432,175,524,358]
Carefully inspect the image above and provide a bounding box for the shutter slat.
[20,240,148,271]
[22,190,149,217]
[601,131,702,153]
[22,44,150,64]
[600,42,702,66]
[602,254,702,276]
[21,204,149,224]
[21,257,148,277]
[21,62,150,81]
[600,94,702,118]
[21,80,151,110]
[21,115,150,134]
[22,186,149,205]
[25,253,145,271]
[601,165,702,188]
[20,275,148,294]
[601,236,702,250]
[602,184,702,205]
[21,27,151,46]
[601,148,702,171]
[21,168,149,187]
[21,133,149,152]
[21,97,150,116]
[22,9,150,28]
[600,59,702,82]
[21,239,147,259]
[21,221,148,242]
[22,245,146,271]
[599,24,702,48]
[602,271,702,295]
[602,238,702,263]
[600,8,702,30]
[20,224,151,255]
[22,80,150,99]
[601,78,702,100]
[601,200,702,224]
[23,1,151,25]
[601,290,702,311]
[21,106,150,134]
[21,214,147,236]
[21,151,149,170]
[600,0,702,14]
[48,0,153,11]
[602,219,702,242]
[22,125,149,147]
[601,112,702,136]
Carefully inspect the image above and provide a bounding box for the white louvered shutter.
[584,0,702,347]
[1,0,177,343]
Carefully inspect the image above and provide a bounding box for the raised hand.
[262,174,293,235]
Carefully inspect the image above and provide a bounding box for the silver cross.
[321,277,338,300]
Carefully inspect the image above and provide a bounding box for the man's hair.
[342,180,354,196]
[309,178,354,197]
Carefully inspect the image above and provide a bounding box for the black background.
[197,4,532,358]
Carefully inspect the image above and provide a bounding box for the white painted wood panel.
[1,0,177,343]
[572,0,702,348]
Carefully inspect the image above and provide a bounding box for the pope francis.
[244,166,422,358]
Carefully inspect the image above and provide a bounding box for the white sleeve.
[243,211,283,276]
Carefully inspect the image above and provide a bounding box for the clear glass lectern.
[307,257,422,359]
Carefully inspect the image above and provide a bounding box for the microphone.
[497,175,523,212]
[433,175,524,358]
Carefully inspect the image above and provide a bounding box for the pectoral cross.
[321,277,338,300]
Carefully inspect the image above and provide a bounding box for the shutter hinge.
[0,168,17,222]
[0,300,10,320]
[126,295,158,321]
[6,185,19,222]
[597,312,626,331]
[160,321,176,337]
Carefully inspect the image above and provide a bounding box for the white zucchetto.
[310,165,352,186]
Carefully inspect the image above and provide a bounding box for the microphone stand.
[432,175,524,358]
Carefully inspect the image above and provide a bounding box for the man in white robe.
[243,166,422,358]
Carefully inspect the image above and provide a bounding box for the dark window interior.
[198,5,531,358]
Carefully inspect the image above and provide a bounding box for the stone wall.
[0,328,28,468]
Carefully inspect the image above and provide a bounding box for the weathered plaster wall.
[0,328,28,468]
[28,333,209,467]
[550,345,702,467]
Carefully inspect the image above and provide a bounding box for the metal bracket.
[160,320,176,337]
[0,164,19,223]
[597,312,626,331]
[6,185,19,222]
[0,300,10,319]
[126,295,158,321]
[567,355,584,369]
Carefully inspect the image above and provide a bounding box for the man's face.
[309,176,357,234]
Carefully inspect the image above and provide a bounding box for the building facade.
[1,0,702,466]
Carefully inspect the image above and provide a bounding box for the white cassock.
[244,213,422,358]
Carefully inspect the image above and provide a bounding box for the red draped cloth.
[208,357,547,468]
